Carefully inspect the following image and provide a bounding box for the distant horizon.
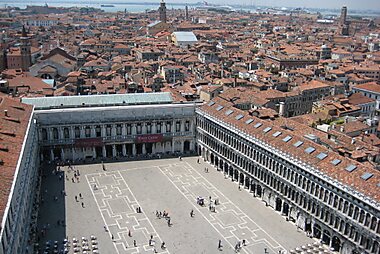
[1,0,379,13]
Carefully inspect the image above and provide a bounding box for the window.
[63,128,70,139]
[106,125,111,136]
[185,121,190,131]
[166,121,171,132]
[85,126,91,137]
[176,121,181,132]
[305,147,316,154]
[345,164,357,172]
[52,128,59,139]
[245,119,254,124]
[41,128,48,140]
[293,141,303,147]
[157,122,162,133]
[75,127,80,138]
[235,114,244,120]
[263,127,272,133]
[216,105,224,111]
[331,159,341,166]
[137,124,142,134]
[254,122,263,128]
[273,131,282,137]
[96,126,101,137]
[282,135,292,142]
[225,109,234,116]
[147,123,151,134]
[361,172,373,181]
[116,124,122,135]
[316,152,327,160]
[127,124,132,135]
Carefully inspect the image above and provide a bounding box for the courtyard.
[36,157,315,253]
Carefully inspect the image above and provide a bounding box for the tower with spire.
[185,5,189,21]
[20,25,31,71]
[159,0,167,23]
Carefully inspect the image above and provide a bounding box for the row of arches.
[196,115,380,254]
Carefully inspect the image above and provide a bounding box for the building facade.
[196,98,379,254]
[23,93,197,162]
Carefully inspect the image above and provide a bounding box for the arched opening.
[210,153,215,164]
[331,236,341,252]
[184,141,190,152]
[305,218,312,233]
[282,202,289,216]
[234,169,239,181]
[322,230,331,246]
[313,224,322,239]
[229,166,233,177]
[245,177,250,188]
[256,185,262,197]
[372,240,379,253]
[214,156,219,169]
[239,173,244,185]
[275,197,282,212]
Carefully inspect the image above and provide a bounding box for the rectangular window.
[116,124,122,135]
[137,124,142,134]
[157,122,162,133]
[176,121,180,132]
[106,125,111,136]
[166,122,171,132]
[127,124,131,135]
[147,123,151,134]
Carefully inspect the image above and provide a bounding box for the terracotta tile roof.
[200,97,380,204]
[348,92,376,105]
[354,82,380,94]
[0,93,33,220]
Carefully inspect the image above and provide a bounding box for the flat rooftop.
[36,157,315,254]
[22,92,173,110]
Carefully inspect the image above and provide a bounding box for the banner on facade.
[136,134,163,143]
[74,138,103,147]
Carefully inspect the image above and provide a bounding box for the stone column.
[91,126,96,137]
[152,122,157,134]
[152,143,156,154]
[112,145,116,157]
[142,123,147,134]
[122,144,127,156]
[80,126,85,138]
[180,120,185,133]
[132,144,136,156]
[102,146,107,157]
[180,140,184,153]
[142,143,146,154]
[71,148,75,160]
[93,147,96,158]
[111,125,116,137]
[162,123,166,133]
[122,124,126,136]
[61,148,65,160]
[132,124,137,135]
[70,127,75,139]
[48,128,53,140]
[50,149,55,161]
[172,140,175,153]
[101,125,106,137]
[190,140,195,151]
[58,127,64,140]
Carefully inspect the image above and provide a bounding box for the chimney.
[351,138,355,144]
[340,126,345,132]
[4,110,8,117]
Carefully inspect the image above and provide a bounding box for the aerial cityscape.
[0,1,379,254]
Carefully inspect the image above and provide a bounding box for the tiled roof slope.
[0,94,33,219]
[199,97,380,205]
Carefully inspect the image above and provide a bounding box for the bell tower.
[20,25,31,71]
[159,0,167,23]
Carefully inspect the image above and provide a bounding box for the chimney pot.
[4,109,8,117]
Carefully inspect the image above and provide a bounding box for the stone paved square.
[36,157,315,253]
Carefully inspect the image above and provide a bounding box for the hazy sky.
[168,0,380,10]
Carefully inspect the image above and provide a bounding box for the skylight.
[263,127,272,133]
[225,109,234,116]
[235,114,244,120]
[208,101,215,106]
[273,131,282,137]
[305,147,316,154]
[254,122,263,128]
[316,152,328,160]
[216,105,224,111]
[345,164,357,172]
[361,172,373,181]
[282,135,292,142]
[293,141,304,147]
[245,119,254,124]
[331,159,341,166]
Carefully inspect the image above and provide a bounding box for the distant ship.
[196,1,234,13]
[101,4,115,7]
